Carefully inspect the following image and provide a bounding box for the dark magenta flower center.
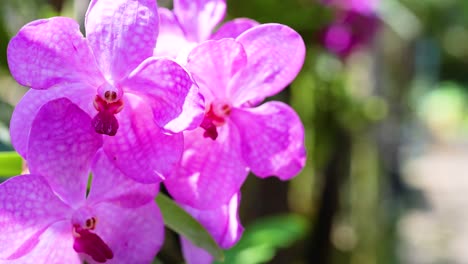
[200,101,231,140]
[72,216,113,263]
[92,95,124,136]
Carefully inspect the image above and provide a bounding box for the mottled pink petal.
[27,98,103,206]
[7,17,102,90]
[88,202,164,264]
[87,150,158,207]
[230,24,306,105]
[10,85,96,159]
[154,7,190,58]
[0,175,71,260]
[180,193,243,264]
[85,0,159,80]
[174,0,226,42]
[187,39,247,103]
[231,101,306,179]
[103,94,184,183]
[164,83,205,132]
[125,57,203,132]
[6,221,79,264]
[165,124,248,209]
[210,18,260,40]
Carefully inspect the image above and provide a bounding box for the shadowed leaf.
[156,193,224,261]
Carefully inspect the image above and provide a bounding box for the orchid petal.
[103,94,184,183]
[0,175,71,260]
[10,85,96,159]
[164,83,205,132]
[7,17,102,90]
[27,98,103,206]
[85,0,159,80]
[231,101,306,179]
[87,150,158,208]
[89,202,164,264]
[174,0,226,42]
[182,192,243,248]
[180,193,243,263]
[5,221,79,264]
[165,124,248,209]
[211,18,260,40]
[230,24,306,105]
[154,7,190,58]
[187,39,247,103]
[125,57,204,132]
[180,239,213,264]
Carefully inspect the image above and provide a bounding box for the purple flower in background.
[7,0,204,183]
[0,99,163,263]
[164,24,306,260]
[321,0,380,58]
[155,0,259,60]
[322,0,378,14]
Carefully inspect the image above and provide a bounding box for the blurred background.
[2,0,468,263]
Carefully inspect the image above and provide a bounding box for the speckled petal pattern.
[165,124,248,209]
[125,57,204,133]
[27,98,103,206]
[5,221,79,264]
[164,83,205,133]
[0,175,71,260]
[7,17,102,90]
[9,84,96,159]
[173,0,226,42]
[103,94,184,183]
[187,39,247,103]
[87,150,158,208]
[88,202,164,264]
[230,23,306,105]
[231,101,306,179]
[85,0,159,80]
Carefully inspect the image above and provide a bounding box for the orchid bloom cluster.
[1,0,306,263]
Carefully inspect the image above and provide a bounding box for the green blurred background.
[2,0,468,263]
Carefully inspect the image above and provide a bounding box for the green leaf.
[0,151,22,178]
[216,214,309,264]
[152,257,164,264]
[156,193,224,261]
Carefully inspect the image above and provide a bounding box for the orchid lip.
[200,101,232,140]
[92,95,124,136]
[72,216,113,263]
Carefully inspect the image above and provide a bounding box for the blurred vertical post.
[306,112,352,264]
[74,0,89,30]
[49,0,64,12]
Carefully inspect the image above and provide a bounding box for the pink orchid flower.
[0,98,163,263]
[163,24,307,261]
[7,0,204,183]
[155,0,259,60]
